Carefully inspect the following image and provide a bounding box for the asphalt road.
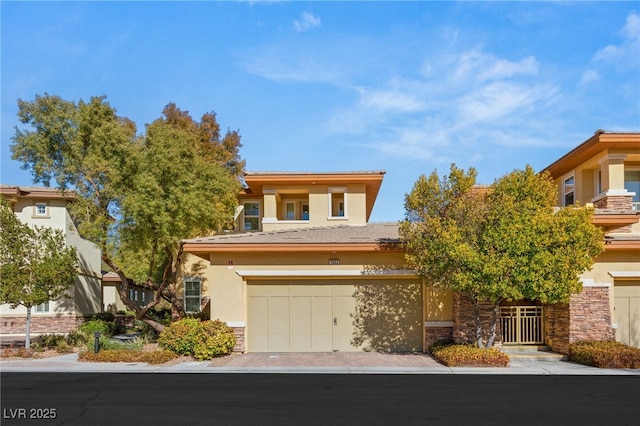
[2,373,639,425]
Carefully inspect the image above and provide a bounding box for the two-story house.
[0,185,102,336]
[540,131,640,351]
[182,171,434,353]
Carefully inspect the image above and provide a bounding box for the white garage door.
[614,281,640,348]
[247,279,423,353]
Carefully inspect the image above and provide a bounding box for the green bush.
[91,312,115,322]
[430,343,510,367]
[568,340,640,369]
[65,330,88,346]
[79,348,177,365]
[85,336,143,352]
[33,333,67,349]
[158,318,236,360]
[79,319,115,337]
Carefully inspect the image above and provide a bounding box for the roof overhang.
[541,132,640,179]
[182,242,403,257]
[0,185,76,201]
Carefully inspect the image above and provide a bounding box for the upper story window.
[283,199,310,221]
[563,176,575,206]
[243,201,260,231]
[34,202,48,217]
[625,169,640,211]
[184,278,202,313]
[328,187,347,218]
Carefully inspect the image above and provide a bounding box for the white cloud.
[593,12,640,66]
[294,12,321,33]
[580,69,600,85]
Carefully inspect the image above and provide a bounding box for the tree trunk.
[25,305,32,350]
[485,300,501,348]
[472,296,484,348]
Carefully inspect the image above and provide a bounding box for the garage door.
[247,279,423,353]
[614,281,640,348]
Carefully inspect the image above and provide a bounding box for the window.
[563,176,575,206]
[34,202,47,217]
[329,188,347,218]
[243,202,260,231]
[184,278,202,313]
[282,199,310,221]
[625,169,640,211]
[34,302,49,313]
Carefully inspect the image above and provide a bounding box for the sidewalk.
[2,351,639,374]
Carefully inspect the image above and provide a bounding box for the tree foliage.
[0,200,79,349]
[11,94,244,331]
[400,164,604,348]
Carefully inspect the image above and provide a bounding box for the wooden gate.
[500,306,544,344]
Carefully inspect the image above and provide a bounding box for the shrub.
[0,347,41,358]
[91,312,115,322]
[568,340,640,369]
[79,319,114,337]
[430,343,510,367]
[34,333,67,349]
[65,330,88,346]
[158,318,236,360]
[85,336,143,352]
[79,349,177,365]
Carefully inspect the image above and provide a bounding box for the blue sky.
[2,1,639,222]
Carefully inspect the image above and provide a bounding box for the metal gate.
[500,306,544,344]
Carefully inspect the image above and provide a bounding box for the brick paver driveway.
[209,352,442,368]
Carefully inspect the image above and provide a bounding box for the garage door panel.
[248,280,423,353]
[291,296,312,351]
[614,282,640,348]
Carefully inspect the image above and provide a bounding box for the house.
[540,131,640,351]
[0,185,102,335]
[182,132,639,354]
[101,271,155,314]
[181,171,433,352]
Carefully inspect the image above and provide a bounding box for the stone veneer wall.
[452,292,503,347]
[593,195,633,210]
[424,325,454,348]
[544,286,614,354]
[1,315,88,334]
[231,327,245,352]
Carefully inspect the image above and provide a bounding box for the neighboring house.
[540,131,640,351]
[101,271,155,314]
[0,185,102,335]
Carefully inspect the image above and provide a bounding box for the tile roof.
[183,223,401,245]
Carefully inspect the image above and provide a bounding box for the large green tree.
[11,94,244,332]
[400,164,604,348]
[0,201,79,349]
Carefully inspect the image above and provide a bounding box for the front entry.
[246,279,423,352]
[500,305,544,344]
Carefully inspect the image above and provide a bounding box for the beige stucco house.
[182,132,639,354]
[540,131,640,351]
[0,185,102,335]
